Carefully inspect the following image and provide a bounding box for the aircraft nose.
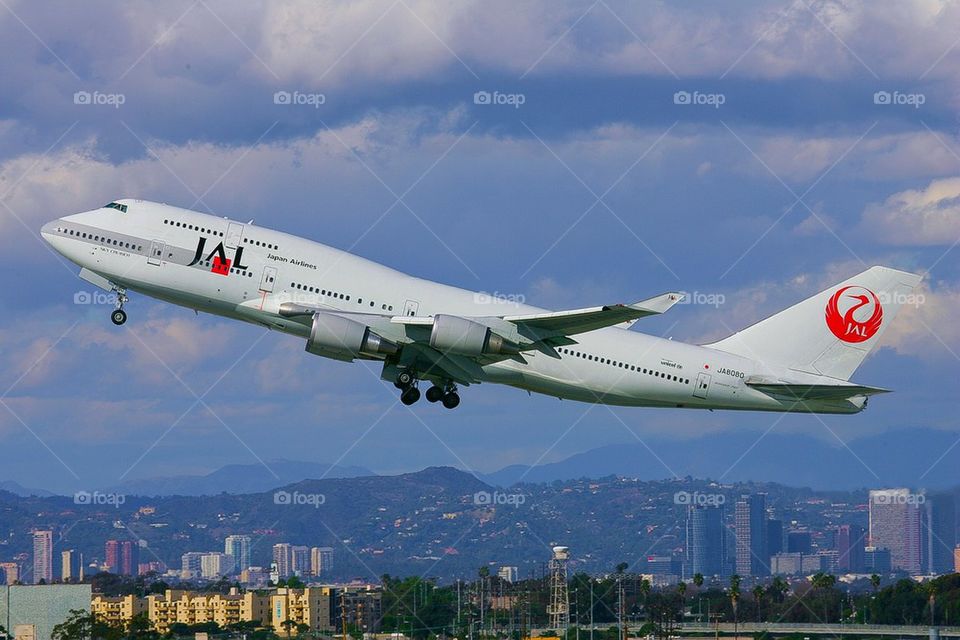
[40,219,60,243]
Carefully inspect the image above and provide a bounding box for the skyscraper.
[310,547,334,576]
[734,494,768,577]
[766,519,783,558]
[923,493,956,575]
[273,543,292,579]
[225,535,252,573]
[685,505,725,578]
[32,530,53,584]
[61,549,83,582]
[105,540,139,576]
[291,545,310,576]
[869,489,922,574]
[836,524,866,573]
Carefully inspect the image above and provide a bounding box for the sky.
[1,0,959,495]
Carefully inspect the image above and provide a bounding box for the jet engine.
[429,314,519,356]
[306,312,398,360]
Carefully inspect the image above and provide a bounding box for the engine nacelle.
[429,314,518,356]
[306,313,398,360]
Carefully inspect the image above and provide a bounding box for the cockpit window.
[104,202,128,213]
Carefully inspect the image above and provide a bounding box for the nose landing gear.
[110,287,129,326]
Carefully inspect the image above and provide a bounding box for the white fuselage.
[41,199,865,413]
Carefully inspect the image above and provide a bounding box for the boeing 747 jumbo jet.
[42,199,922,413]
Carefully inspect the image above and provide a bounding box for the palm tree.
[729,575,741,639]
[870,574,881,592]
[692,573,704,589]
[752,585,764,623]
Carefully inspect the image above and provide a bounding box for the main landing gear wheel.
[441,392,460,409]
[400,386,421,405]
[111,309,127,326]
[425,386,444,403]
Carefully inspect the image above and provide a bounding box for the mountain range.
[480,427,960,490]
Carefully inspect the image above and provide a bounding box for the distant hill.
[109,459,375,496]
[480,427,960,490]
[0,480,53,497]
[3,466,870,581]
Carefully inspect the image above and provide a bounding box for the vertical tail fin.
[706,266,922,380]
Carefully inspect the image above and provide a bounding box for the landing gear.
[400,386,421,405]
[393,370,461,409]
[110,286,129,326]
[441,391,460,409]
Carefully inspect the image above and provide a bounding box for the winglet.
[627,292,685,315]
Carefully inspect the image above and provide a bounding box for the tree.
[677,581,687,606]
[870,574,881,592]
[281,619,298,639]
[126,614,160,640]
[692,573,704,589]
[51,609,122,640]
[728,574,741,631]
[752,585,764,623]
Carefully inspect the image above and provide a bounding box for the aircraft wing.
[502,292,684,337]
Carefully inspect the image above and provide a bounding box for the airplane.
[41,199,922,413]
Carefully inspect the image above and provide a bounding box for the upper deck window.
[104,202,128,213]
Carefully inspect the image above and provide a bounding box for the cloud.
[861,177,960,245]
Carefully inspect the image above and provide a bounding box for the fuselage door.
[225,222,244,249]
[147,240,165,266]
[402,299,420,316]
[259,266,278,292]
[693,372,712,399]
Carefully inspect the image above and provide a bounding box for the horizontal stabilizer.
[746,381,890,401]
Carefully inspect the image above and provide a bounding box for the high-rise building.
[787,530,813,554]
[836,524,866,573]
[273,544,292,579]
[766,519,783,558]
[105,540,139,576]
[310,547,333,576]
[864,546,892,573]
[225,535,252,573]
[735,495,768,577]
[923,493,956,575]
[181,552,206,579]
[32,530,53,584]
[61,549,83,582]
[869,489,922,574]
[291,545,310,577]
[954,547,960,572]
[0,562,19,585]
[685,504,725,578]
[200,553,235,579]
[497,566,518,583]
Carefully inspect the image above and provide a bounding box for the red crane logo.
[825,286,883,343]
